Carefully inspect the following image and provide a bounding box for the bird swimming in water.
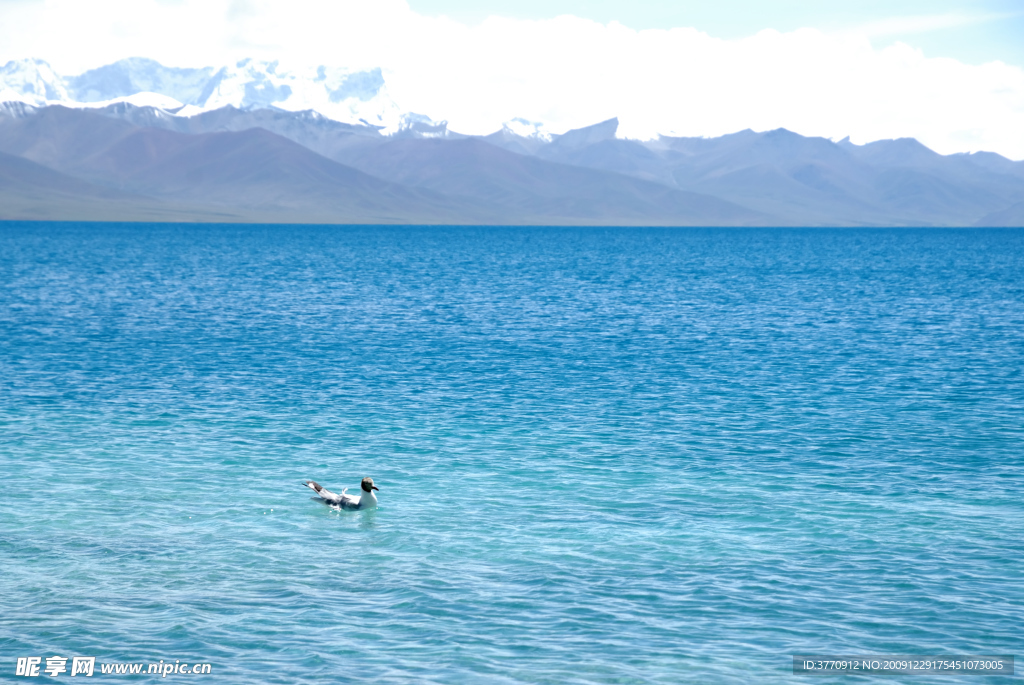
[303,477,379,510]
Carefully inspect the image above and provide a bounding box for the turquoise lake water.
[1,223,1021,683]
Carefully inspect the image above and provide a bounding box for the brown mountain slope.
[975,201,1024,227]
[0,109,496,223]
[334,137,775,226]
[0,105,139,170]
[64,126,496,223]
[0,150,239,221]
[1,105,775,225]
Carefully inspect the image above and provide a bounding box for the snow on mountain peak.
[391,112,453,138]
[0,58,69,104]
[65,57,214,105]
[0,57,571,141]
[502,117,554,142]
[317,66,385,103]
[0,57,407,131]
[93,92,186,110]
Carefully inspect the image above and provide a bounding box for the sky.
[1,0,1023,158]
[410,0,1024,67]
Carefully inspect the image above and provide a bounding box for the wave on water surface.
[1,223,1022,684]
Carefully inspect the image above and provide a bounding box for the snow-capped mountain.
[0,57,416,133]
[0,58,71,103]
[502,118,554,143]
[481,117,558,155]
[2,78,1023,227]
[65,57,214,107]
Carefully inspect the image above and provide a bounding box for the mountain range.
[0,57,406,131]
[0,57,1022,226]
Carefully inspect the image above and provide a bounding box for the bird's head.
[361,477,379,493]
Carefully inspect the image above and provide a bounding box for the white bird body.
[303,478,379,510]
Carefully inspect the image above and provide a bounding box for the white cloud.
[1,0,1023,158]
[852,11,1014,38]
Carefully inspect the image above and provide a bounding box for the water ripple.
[1,224,1022,683]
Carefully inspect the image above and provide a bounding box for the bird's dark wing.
[303,480,342,505]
